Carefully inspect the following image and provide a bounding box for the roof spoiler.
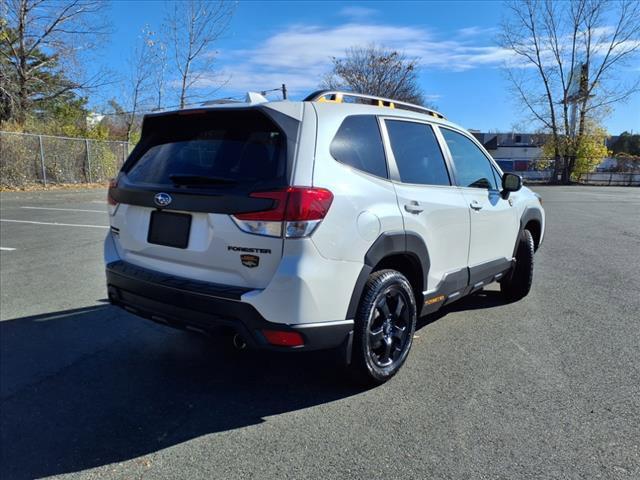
[201,92,269,106]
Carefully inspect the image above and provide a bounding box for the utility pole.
[281,84,287,100]
[563,62,589,183]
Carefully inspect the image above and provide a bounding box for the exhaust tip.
[232,333,247,350]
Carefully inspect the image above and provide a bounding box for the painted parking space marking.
[0,219,108,229]
[21,206,105,213]
[0,247,17,251]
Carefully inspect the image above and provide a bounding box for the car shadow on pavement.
[0,290,508,479]
[0,304,363,479]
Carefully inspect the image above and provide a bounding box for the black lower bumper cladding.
[106,260,352,351]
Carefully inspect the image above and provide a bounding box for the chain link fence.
[517,170,640,185]
[574,171,640,186]
[0,131,131,188]
[2,130,638,188]
[498,157,640,185]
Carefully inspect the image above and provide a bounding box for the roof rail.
[303,90,446,120]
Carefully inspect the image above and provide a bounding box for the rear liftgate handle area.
[404,200,424,214]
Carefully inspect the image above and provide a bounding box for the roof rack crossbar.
[303,90,445,119]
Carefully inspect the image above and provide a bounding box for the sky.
[100,0,640,134]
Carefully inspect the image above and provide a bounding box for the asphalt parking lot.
[1,185,639,479]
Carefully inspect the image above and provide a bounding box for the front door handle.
[470,200,483,211]
[404,201,424,214]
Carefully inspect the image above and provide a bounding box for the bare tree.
[122,27,156,142]
[152,34,168,111]
[0,0,110,124]
[500,0,640,183]
[166,0,234,109]
[322,45,427,106]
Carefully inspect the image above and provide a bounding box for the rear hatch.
[108,107,296,289]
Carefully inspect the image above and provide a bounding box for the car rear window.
[124,109,287,190]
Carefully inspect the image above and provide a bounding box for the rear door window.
[385,120,451,186]
[124,110,287,190]
[330,115,388,178]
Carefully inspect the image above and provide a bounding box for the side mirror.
[502,173,522,195]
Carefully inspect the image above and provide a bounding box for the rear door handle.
[470,200,483,211]
[404,201,424,214]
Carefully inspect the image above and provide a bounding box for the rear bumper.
[106,260,353,351]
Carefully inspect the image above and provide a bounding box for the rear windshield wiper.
[169,174,238,186]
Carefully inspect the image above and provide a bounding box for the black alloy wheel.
[351,269,417,385]
[366,285,412,368]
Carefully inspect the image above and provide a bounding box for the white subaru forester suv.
[105,90,545,384]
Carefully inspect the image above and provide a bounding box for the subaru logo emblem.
[154,192,172,208]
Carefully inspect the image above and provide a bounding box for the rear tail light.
[232,187,333,238]
[107,178,119,215]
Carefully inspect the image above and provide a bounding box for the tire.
[350,269,417,385]
[501,229,535,301]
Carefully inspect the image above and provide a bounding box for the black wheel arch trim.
[515,207,543,255]
[346,231,430,319]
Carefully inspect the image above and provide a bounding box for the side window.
[441,128,499,190]
[385,120,450,186]
[491,164,504,188]
[330,115,388,178]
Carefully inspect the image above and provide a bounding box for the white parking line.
[0,219,108,229]
[21,206,105,213]
[0,247,16,251]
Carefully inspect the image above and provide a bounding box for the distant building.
[471,132,547,172]
[470,131,630,174]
